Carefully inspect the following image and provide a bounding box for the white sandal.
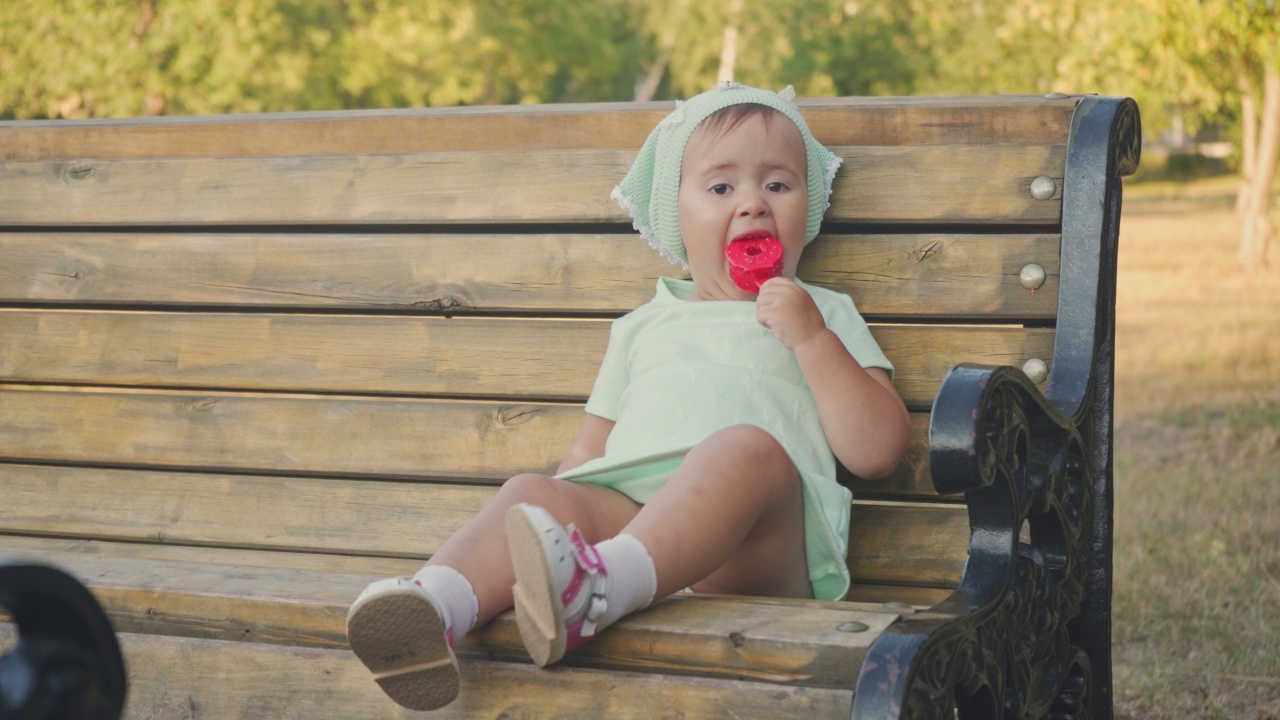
[505,503,609,667]
[345,577,460,710]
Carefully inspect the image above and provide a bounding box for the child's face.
[677,112,809,301]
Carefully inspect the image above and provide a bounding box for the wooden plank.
[0,315,1056,407]
[0,387,579,480]
[0,463,962,563]
[0,535,946,614]
[0,536,955,609]
[0,465,490,559]
[0,406,938,503]
[0,375,1041,480]
[0,548,898,690]
[0,534,423,578]
[0,145,1064,226]
[848,503,970,587]
[0,95,1078,160]
[0,463,968,587]
[845,584,954,607]
[0,626,855,719]
[0,232,1060,319]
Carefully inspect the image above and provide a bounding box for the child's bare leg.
[428,472,642,626]
[623,424,812,599]
[347,473,640,709]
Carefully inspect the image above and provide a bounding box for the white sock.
[411,564,480,641]
[594,533,658,631]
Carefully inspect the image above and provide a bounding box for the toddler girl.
[345,82,913,711]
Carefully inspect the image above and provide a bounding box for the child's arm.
[756,278,912,479]
[556,412,616,475]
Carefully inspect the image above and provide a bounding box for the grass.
[1110,178,1280,719]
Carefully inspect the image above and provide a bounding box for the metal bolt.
[1030,176,1057,200]
[1045,92,1070,99]
[1023,358,1049,384]
[837,621,870,633]
[1020,263,1047,292]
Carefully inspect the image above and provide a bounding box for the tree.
[1085,0,1280,269]
[880,0,1280,268]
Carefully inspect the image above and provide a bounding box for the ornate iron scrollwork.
[851,94,1138,720]
[853,366,1096,719]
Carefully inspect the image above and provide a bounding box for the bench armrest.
[850,96,1140,720]
[852,364,1094,718]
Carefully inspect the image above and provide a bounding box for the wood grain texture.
[0,95,1078,160]
[0,547,899,689]
[848,503,971,587]
[0,387,579,480]
[0,316,1055,407]
[0,372,1049,479]
[0,465,969,587]
[0,535,947,609]
[0,232,1061,319]
[0,534,424,578]
[0,626,856,719]
[0,145,1063,226]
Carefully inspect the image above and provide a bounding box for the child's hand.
[755,278,827,351]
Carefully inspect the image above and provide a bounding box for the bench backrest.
[0,96,1080,603]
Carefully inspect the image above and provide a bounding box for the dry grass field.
[1111,177,1280,719]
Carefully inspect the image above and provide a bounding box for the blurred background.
[2,1,1277,717]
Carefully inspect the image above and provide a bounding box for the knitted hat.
[611,82,842,267]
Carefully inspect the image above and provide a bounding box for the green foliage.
[1,0,1276,161]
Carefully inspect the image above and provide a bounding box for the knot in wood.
[66,163,98,180]
[495,407,538,427]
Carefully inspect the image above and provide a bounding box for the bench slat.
[0,464,967,589]
[0,409,933,513]
[0,547,898,690]
[0,626,856,719]
[0,315,1055,408]
[0,534,948,607]
[0,95,1077,160]
[0,232,1060,319]
[0,383,1028,481]
[0,145,1063,226]
[0,387,577,480]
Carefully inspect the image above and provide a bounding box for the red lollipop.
[725,235,784,293]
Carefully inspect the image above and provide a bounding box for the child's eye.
[766,181,788,192]
[710,184,732,195]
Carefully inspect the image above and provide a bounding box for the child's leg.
[504,424,811,667]
[622,423,811,599]
[428,472,643,627]
[347,472,640,710]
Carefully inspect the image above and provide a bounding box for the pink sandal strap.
[561,526,609,640]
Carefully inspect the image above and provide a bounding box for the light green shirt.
[559,277,893,601]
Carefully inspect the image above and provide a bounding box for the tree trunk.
[635,15,680,102]
[717,0,744,85]
[1241,64,1279,270]
[1236,75,1258,219]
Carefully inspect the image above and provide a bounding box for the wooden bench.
[0,94,1139,719]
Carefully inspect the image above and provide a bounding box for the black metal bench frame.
[853,96,1140,719]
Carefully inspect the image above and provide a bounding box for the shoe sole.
[505,504,567,667]
[346,587,460,711]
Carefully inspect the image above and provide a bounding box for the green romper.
[557,276,893,601]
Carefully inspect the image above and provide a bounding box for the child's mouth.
[725,235,783,293]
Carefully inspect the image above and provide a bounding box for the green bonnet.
[611,82,842,267]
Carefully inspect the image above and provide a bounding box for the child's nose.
[737,191,769,218]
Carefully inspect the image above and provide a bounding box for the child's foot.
[346,577,460,711]
[505,503,609,666]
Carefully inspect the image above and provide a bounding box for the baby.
[345,83,913,711]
